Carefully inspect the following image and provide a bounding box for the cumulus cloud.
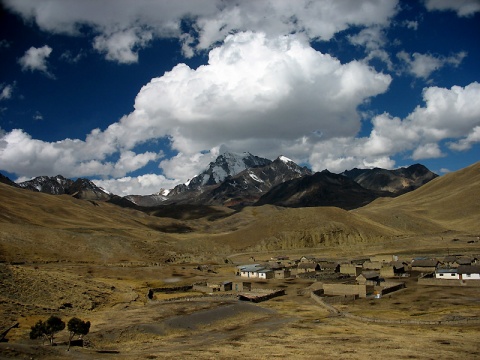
[0,127,160,180]
[448,126,480,151]
[424,0,480,17]
[93,174,178,196]
[0,32,392,193]
[302,82,480,172]
[4,0,399,62]
[93,28,153,64]
[18,45,54,77]
[397,51,467,79]
[348,26,393,69]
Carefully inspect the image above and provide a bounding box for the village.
[148,252,480,306]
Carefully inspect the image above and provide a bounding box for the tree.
[67,317,90,351]
[30,316,65,346]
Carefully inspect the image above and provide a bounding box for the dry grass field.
[0,162,479,359]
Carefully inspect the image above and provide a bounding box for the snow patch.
[279,155,293,163]
[249,173,264,183]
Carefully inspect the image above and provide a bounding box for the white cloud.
[93,28,153,64]
[448,126,480,151]
[18,45,54,77]
[4,0,399,62]
[403,20,419,30]
[0,32,392,193]
[306,82,480,172]
[424,0,480,17]
[412,143,444,159]
[397,51,467,79]
[93,174,178,196]
[0,128,160,180]
[0,83,14,100]
[348,26,393,69]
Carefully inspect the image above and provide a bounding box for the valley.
[0,161,479,359]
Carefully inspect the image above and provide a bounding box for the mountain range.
[0,152,438,210]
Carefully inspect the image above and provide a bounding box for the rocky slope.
[342,164,438,195]
[17,175,110,201]
[255,170,381,210]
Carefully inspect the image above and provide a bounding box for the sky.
[0,0,479,196]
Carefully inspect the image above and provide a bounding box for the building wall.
[363,261,382,270]
[380,266,395,278]
[323,284,368,298]
[461,273,480,280]
[436,272,459,279]
[340,264,362,276]
[370,255,398,263]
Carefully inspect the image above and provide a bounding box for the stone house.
[297,262,320,273]
[380,266,395,278]
[411,259,440,272]
[340,263,362,276]
[274,268,291,279]
[300,255,317,263]
[319,262,340,272]
[356,271,381,286]
[233,281,252,292]
[257,269,274,279]
[363,261,382,270]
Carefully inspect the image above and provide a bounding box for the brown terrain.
[0,161,479,359]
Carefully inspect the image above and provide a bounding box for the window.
[451,274,455,277]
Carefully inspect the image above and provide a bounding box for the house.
[300,255,317,263]
[455,257,477,266]
[435,268,459,279]
[297,262,320,273]
[411,259,440,272]
[237,264,266,278]
[457,265,480,280]
[274,268,291,279]
[363,261,382,270]
[356,271,381,285]
[391,261,408,275]
[322,283,373,298]
[340,263,362,276]
[319,261,340,273]
[233,281,252,292]
[257,269,274,279]
[380,266,395,278]
[434,265,480,280]
[193,281,233,293]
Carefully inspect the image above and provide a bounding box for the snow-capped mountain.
[169,152,272,196]
[166,154,312,207]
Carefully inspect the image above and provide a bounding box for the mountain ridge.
[1,152,439,210]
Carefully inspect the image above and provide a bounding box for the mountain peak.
[277,155,293,163]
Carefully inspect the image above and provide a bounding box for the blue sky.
[0,0,479,195]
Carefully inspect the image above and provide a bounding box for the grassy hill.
[0,162,479,264]
[355,161,480,234]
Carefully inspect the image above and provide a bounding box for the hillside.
[0,162,478,265]
[355,161,480,234]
